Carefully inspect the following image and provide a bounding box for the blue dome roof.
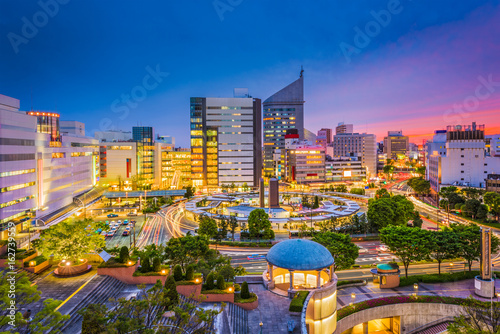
[266,239,334,270]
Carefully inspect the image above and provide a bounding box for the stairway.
[226,302,248,334]
[60,275,126,333]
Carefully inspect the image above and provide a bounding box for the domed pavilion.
[264,239,336,298]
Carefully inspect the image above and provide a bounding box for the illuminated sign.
[343,171,352,177]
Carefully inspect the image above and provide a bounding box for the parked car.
[107,214,118,218]
[122,230,130,236]
[127,212,138,217]
[123,220,129,225]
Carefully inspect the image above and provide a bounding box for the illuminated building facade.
[331,132,377,178]
[325,156,367,182]
[0,94,98,238]
[263,72,305,179]
[190,96,262,189]
[160,148,191,189]
[285,133,325,184]
[383,130,409,160]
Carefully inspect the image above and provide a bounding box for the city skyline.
[1,1,500,146]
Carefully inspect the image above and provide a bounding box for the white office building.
[331,132,377,178]
[428,123,500,192]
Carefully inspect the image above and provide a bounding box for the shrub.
[399,271,479,287]
[152,257,161,272]
[216,275,226,290]
[140,256,151,273]
[185,265,195,280]
[234,292,257,303]
[164,275,178,309]
[337,279,364,287]
[173,264,183,281]
[205,272,216,290]
[289,291,309,312]
[234,283,241,292]
[240,281,250,299]
[24,255,47,267]
[250,243,257,247]
[119,246,129,264]
[218,264,235,282]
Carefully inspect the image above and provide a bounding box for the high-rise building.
[132,126,155,188]
[325,156,367,182]
[331,132,377,178]
[263,71,305,178]
[383,130,409,160]
[1,94,98,238]
[304,129,317,144]
[190,95,262,189]
[316,128,332,149]
[486,134,500,157]
[428,123,500,191]
[160,148,191,189]
[285,132,325,184]
[335,122,353,135]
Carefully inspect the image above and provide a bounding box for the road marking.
[54,273,97,311]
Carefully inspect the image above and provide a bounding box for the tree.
[247,209,272,242]
[375,188,391,199]
[216,275,226,290]
[152,257,161,272]
[185,185,196,199]
[415,166,426,177]
[228,216,238,241]
[450,223,500,271]
[163,275,179,309]
[141,255,151,273]
[36,219,105,262]
[205,272,216,290]
[79,303,108,334]
[462,199,481,219]
[380,226,434,278]
[411,211,423,228]
[431,231,460,275]
[383,165,394,179]
[407,177,430,196]
[185,264,195,280]
[173,264,183,281]
[335,184,348,193]
[312,232,359,271]
[218,264,235,282]
[368,196,415,229]
[240,281,250,299]
[197,214,218,240]
[447,297,500,334]
[350,188,366,195]
[0,272,68,333]
[217,217,229,241]
[313,196,320,209]
[119,246,129,264]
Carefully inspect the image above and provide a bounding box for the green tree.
[183,185,195,199]
[141,255,151,273]
[312,232,359,271]
[0,272,68,333]
[367,198,395,229]
[36,219,105,262]
[383,165,394,179]
[185,264,195,280]
[228,216,238,241]
[163,275,179,309]
[415,166,426,177]
[335,184,348,193]
[411,211,423,228]
[313,196,320,209]
[198,214,218,240]
[462,199,481,219]
[431,231,460,275]
[407,177,430,196]
[216,275,226,290]
[240,281,250,299]
[119,246,129,264]
[450,223,500,271]
[217,217,229,241]
[79,303,108,334]
[205,272,216,290]
[350,188,366,195]
[375,188,391,199]
[447,296,500,334]
[247,209,272,242]
[218,264,235,282]
[380,226,434,278]
[173,264,183,281]
[152,257,161,272]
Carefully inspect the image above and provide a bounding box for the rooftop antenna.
[30,87,33,111]
[300,66,304,78]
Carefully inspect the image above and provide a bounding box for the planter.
[97,260,168,284]
[0,245,6,256]
[54,259,92,277]
[0,250,38,268]
[25,260,51,274]
[176,283,202,299]
[235,297,259,310]
[202,292,234,303]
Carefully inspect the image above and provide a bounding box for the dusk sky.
[1,0,500,146]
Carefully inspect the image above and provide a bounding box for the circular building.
[370,263,400,288]
[264,239,338,334]
[264,239,335,296]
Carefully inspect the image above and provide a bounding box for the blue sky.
[1,0,499,146]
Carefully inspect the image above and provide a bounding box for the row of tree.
[380,224,500,277]
[439,186,500,222]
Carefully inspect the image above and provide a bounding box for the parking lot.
[93,212,146,249]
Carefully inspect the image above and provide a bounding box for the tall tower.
[263,71,305,179]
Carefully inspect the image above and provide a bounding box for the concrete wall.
[333,303,463,334]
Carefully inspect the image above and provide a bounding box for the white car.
[357,245,368,253]
[377,245,388,252]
